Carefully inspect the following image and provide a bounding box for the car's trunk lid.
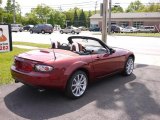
[17,49,79,62]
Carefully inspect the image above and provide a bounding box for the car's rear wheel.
[60,30,63,34]
[71,31,75,34]
[41,30,45,34]
[123,57,134,76]
[30,30,33,34]
[65,71,88,99]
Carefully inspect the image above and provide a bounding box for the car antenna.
[50,38,56,60]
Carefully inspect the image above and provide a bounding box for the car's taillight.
[14,58,33,72]
[35,65,53,72]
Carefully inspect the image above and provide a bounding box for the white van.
[11,24,23,32]
[139,26,156,33]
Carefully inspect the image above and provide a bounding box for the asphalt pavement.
[0,64,160,120]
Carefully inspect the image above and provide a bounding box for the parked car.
[78,26,88,31]
[11,36,135,99]
[23,25,34,31]
[121,26,139,33]
[110,25,124,33]
[138,26,156,33]
[89,27,100,31]
[11,24,23,32]
[60,26,81,34]
[29,24,53,34]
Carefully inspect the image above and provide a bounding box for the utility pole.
[102,0,108,43]
[108,0,112,34]
[59,6,62,12]
[13,0,16,23]
[95,1,97,14]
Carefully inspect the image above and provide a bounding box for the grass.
[92,32,160,37]
[13,41,50,48]
[0,48,29,85]
[113,33,160,37]
[0,42,50,85]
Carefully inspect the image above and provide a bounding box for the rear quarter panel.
[45,55,94,89]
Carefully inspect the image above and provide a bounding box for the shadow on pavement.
[4,64,160,120]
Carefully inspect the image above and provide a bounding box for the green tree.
[79,9,86,26]
[5,0,13,13]
[64,8,82,26]
[0,0,2,4]
[112,5,124,13]
[64,9,75,25]
[24,5,66,27]
[142,3,160,12]
[48,10,66,27]
[73,9,79,27]
[24,12,39,25]
[86,10,93,28]
[32,4,52,23]
[126,0,145,12]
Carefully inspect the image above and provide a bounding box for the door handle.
[95,56,101,60]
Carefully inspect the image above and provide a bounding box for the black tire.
[30,30,33,34]
[41,30,45,34]
[60,30,63,34]
[71,31,75,34]
[123,57,134,76]
[77,33,79,34]
[65,70,88,99]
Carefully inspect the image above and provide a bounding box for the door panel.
[91,52,122,78]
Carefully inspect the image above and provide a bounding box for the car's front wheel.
[41,30,45,34]
[71,31,75,34]
[60,30,63,34]
[30,30,33,34]
[123,57,134,76]
[65,71,88,99]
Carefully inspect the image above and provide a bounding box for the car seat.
[51,41,60,49]
[70,42,83,52]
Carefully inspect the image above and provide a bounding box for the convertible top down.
[11,36,135,98]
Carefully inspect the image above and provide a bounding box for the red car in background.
[11,36,135,99]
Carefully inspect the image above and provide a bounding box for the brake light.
[35,65,53,72]
[14,59,33,72]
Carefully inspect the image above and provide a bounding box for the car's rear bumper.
[11,66,65,89]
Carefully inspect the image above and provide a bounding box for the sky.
[1,0,160,15]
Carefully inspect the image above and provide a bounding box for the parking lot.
[0,31,160,120]
[0,64,160,120]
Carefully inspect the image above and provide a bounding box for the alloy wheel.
[71,73,87,97]
[126,58,134,75]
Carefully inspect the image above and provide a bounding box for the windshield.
[71,38,102,47]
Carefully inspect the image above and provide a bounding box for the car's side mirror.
[110,48,115,54]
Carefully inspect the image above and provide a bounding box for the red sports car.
[11,36,135,99]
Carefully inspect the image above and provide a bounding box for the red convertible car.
[11,36,134,99]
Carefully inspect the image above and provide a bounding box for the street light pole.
[108,0,112,34]
[102,0,108,43]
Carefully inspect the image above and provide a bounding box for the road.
[0,31,160,120]
[12,31,160,66]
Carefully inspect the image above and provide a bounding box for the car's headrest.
[51,41,60,49]
[71,42,83,52]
